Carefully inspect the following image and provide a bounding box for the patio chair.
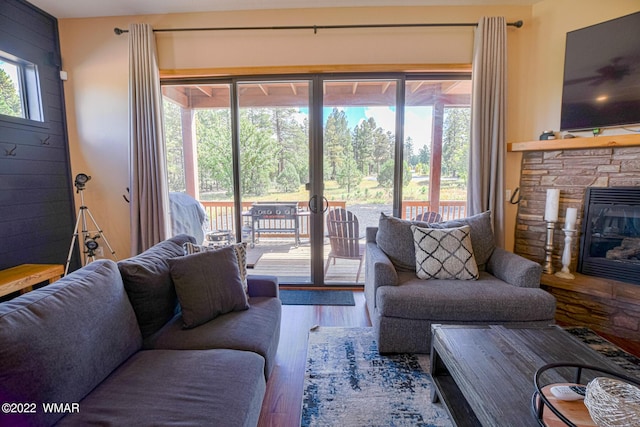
[325,208,365,282]
[413,211,442,223]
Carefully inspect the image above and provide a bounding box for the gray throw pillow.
[169,246,249,329]
[412,225,479,280]
[183,241,248,296]
[118,234,196,338]
[376,212,429,271]
[425,211,495,271]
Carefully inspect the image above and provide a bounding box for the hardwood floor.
[257,291,371,427]
[257,290,640,427]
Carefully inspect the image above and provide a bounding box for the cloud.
[365,106,433,149]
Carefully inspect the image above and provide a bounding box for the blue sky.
[329,106,434,150]
[296,105,434,149]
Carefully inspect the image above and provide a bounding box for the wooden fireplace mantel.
[508,133,640,152]
[540,272,640,340]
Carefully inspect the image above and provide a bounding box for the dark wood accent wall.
[0,0,77,271]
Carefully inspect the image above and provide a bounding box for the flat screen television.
[560,12,640,131]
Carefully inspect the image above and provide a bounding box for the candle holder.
[543,221,556,274]
[555,228,577,279]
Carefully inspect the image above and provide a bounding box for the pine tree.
[0,68,23,117]
[352,117,375,175]
[323,108,351,181]
[442,107,471,184]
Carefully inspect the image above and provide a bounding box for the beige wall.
[59,2,637,258]
[504,0,639,250]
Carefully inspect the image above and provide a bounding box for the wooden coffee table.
[429,325,628,426]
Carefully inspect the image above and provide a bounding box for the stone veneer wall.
[515,146,640,269]
[514,146,640,340]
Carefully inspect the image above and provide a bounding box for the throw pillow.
[168,246,249,329]
[411,225,479,280]
[183,241,248,296]
[423,211,495,271]
[118,234,196,338]
[376,213,429,271]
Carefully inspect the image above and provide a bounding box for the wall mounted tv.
[560,11,640,132]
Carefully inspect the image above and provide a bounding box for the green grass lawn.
[200,175,466,204]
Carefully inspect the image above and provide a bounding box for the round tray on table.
[531,362,640,427]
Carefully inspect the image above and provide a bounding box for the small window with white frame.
[0,51,43,122]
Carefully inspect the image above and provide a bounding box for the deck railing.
[200,200,347,238]
[199,200,466,238]
[401,200,467,221]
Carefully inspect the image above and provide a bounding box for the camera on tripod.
[84,234,101,256]
[74,173,91,192]
[65,173,117,275]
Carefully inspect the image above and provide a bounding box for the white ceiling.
[28,0,540,19]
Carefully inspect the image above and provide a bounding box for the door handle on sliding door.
[308,195,318,214]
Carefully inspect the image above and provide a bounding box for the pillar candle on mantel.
[565,207,578,230]
[544,189,560,222]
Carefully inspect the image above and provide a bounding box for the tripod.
[64,174,117,275]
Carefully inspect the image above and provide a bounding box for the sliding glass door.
[236,80,312,283]
[322,79,397,285]
[161,73,471,286]
[401,78,472,222]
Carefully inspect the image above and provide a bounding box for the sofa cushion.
[144,296,282,378]
[425,211,495,271]
[412,225,479,280]
[169,246,249,329]
[0,260,142,427]
[57,349,266,427]
[376,213,429,271]
[377,271,556,322]
[183,241,248,295]
[118,234,195,338]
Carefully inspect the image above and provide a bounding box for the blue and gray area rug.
[302,327,451,427]
[302,326,640,427]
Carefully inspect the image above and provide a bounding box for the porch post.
[180,107,199,200]
[429,101,443,213]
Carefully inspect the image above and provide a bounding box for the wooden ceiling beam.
[410,81,425,93]
[162,81,470,109]
[161,86,190,108]
[195,86,214,97]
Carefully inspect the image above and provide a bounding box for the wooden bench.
[0,264,64,298]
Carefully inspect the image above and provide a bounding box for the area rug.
[280,290,355,306]
[565,326,640,376]
[302,327,640,427]
[301,327,452,427]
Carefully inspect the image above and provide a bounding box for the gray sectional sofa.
[0,234,281,426]
[365,212,556,353]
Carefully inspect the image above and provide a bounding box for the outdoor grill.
[246,203,302,247]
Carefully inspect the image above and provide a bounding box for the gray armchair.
[364,212,556,354]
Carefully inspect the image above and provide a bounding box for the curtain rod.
[114,20,523,35]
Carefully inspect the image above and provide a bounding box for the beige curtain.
[469,16,507,248]
[128,23,170,254]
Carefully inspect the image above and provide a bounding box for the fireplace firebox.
[578,187,640,285]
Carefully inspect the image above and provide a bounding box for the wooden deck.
[202,200,467,285]
[247,239,363,284]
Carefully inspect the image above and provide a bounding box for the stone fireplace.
[511,140,640,340]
